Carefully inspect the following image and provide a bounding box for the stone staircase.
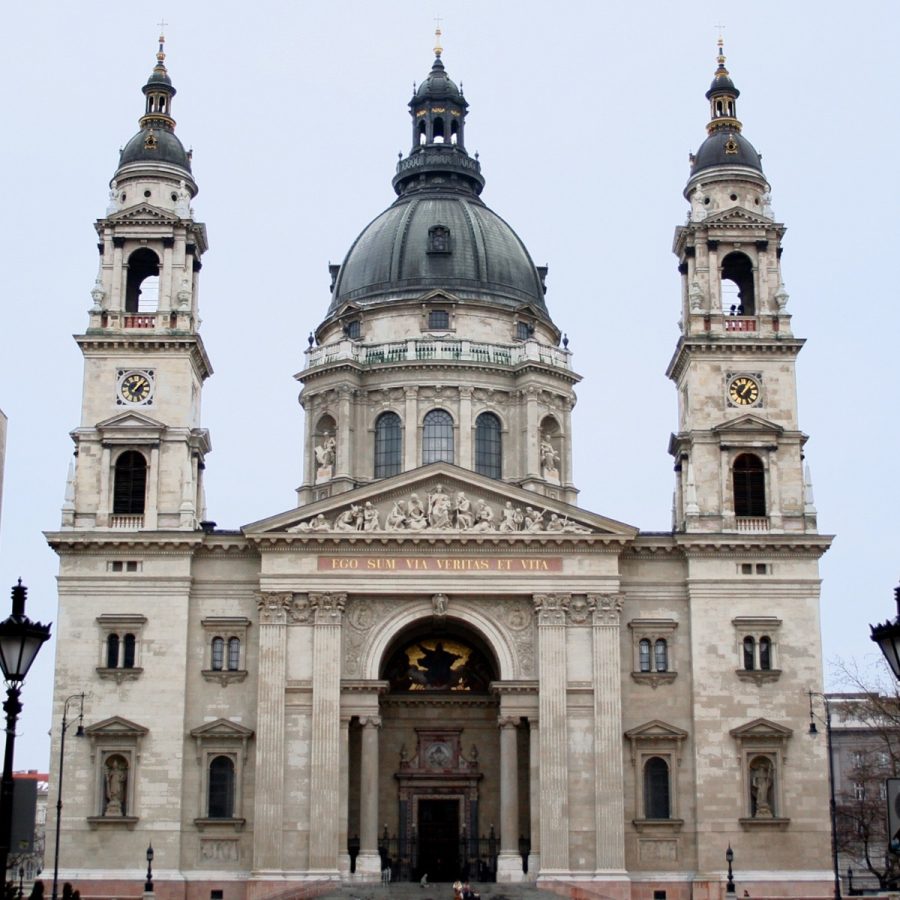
[315,882,562,900]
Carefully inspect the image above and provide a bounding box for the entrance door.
[418,798,459,882]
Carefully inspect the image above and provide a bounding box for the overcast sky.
[1,1,898,767]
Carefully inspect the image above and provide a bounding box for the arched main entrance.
[346,618,531,882]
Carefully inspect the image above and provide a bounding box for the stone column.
[404,386,418,470]
[496,716,523,882]
[533,594,569,875]
[335,388,353,480]
[524,387,540,477]
[252,592,292,872]
[589,594,626,874]
[97,445,111,526]
[527,718,540,876]
[356,715,383,877]
[338,716,352,876]
[308,592,346,874]
[144,446,159,528]
[458,386,474,469]
[767,451,783,529]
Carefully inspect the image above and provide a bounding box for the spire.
[705,37,742,135]
[434,24,443,59]
[140,30,177,131]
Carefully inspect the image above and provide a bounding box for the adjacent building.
[46,33,834,900]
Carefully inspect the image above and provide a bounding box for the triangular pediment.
[417,289,462,305]
[85,715,149,738]
[729,717,793,740]
[625,720,688,742]
[106,203,179,225]
[96,411,165,431]
[713,414,784,436]
[244,462,638,539]
[190,718,254,740]
[701,207,776,228]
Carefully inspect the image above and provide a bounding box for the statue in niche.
[690,186,708,222]
[540,434,560,483]
[315,435,336,483]
[750,757,774,818]
[432,593,449,617]
[104,756,128,816]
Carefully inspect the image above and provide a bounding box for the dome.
[415,56,462,102]
[692,129,762,176]
[328,191,549,318]
[118,127,192,172]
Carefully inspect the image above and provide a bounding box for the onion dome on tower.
[688,38,764,180]
[114,33,196,194]
[326,30,553,328]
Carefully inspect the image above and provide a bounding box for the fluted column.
[404,387,418,470]
[335,387,352,479]
[496,716,522,882]
[533,594,570,875]
[589,593,626,874]
[527,718,541,876]
[338,716,351,876]
[97,445,112,526]
[458,386,474,468]
[356,715,383,876]
[253,592,292,872]
[524,387,540,477]
[308,592,346,874]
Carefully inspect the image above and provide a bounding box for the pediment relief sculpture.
[288,482,593,535]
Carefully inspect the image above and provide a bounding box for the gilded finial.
[434,15,443,57]
[714,23,726,67]
[157,19,168,64]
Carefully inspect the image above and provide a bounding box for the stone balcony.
[305,337,572,371]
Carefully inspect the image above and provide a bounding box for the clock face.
[119,371,153,404]
[729,375,760,406]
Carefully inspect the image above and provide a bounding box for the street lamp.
[51,693,85,900]
[809,691,842,900]
[144,844,154,893]
[725,844,735,895]
[870,584,900,681]
[0,581,51,887]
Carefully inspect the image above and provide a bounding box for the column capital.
[359,715,383,729]
[311,592,347,624]
[533,592,570,626]
[588,593,624,626]
[498,715,519,730]
[257,591,292,625]
[404,386,419,400]
[458,386,474,400]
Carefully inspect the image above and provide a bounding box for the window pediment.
[85,716,149,741]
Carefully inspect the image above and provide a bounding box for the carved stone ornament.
[566,594,596,625]
[289,484,592,535]
[257,592,292,625]
[289,594,312,623]
[314,434,336,484]
[590,593,624,625]
[432,593,449,618]
[533,593,570,626]
[310,592,346,625]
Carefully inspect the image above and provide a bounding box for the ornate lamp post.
[725,844,735,895]
[870,584,900,681]
[144,844,154,893]
[809,691,842,900]
[0,581,51,887]
[51,693,85,900]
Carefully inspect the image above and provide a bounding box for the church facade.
[46,34,834,900]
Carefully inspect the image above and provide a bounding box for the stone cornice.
[673,533,833,557]
[666,337,804,382]
[46,530,207,554]
[247,533,632,552]
[75,333,213,381]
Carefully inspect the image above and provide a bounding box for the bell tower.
[63,34,211,531]
[667,41,816,535]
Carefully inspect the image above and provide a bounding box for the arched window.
[721,251,755,315]
[743,636,756,670]
[474,412,502,479]
[208,756,235,819]
[227,637,241,671]
[733,454,765,517]
[432,116,445,143]
[113,451,147,515]
[106,634,119,668]
[122,634,136,669]
[418,121,426,145]
[450,119,459,144]
[374,412,402,477]
[644,757,671,819]
[639,639,651,673]
[759,636,772,670]
[654,639,668,673]
[422,409,454,465]
[211,637,225,671]
[124,248,160,313]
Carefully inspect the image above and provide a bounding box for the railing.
[109,515,144,530]
[307,337,571,371]
[735,516,769,533]
[723,316,757,332]
[122,315,156,329]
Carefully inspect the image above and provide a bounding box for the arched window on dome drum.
[418,120,426,145]
[208,755,235,819]
[125,248,160,314]
[474,413,502,479]
[721,251,755,315]
[113,451,147,515]
[450,119,459,145]
[643,757,671,819]
[374,412,402,477]
[422,410,454,465]
[733,453,765,518]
